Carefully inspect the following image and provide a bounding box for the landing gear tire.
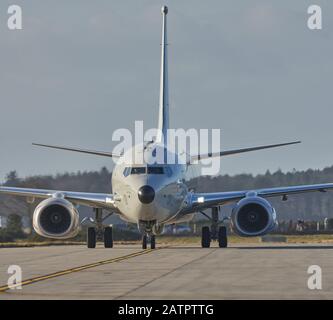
[87,227,96,249]
[150,235,156,249]
[104,227,113,248]
[201,226,211,248]
[142,234,147,249]
[218,226,228,248]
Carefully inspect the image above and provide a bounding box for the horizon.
[3,163,333,185]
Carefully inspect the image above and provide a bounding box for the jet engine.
[231,196,277,236]
[33,197,80,239]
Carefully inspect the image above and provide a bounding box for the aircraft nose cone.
[138,185,155,204]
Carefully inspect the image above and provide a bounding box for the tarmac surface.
[0,243,333,299]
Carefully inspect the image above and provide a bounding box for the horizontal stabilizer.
[32,143,120,158]
[190,141,301,163]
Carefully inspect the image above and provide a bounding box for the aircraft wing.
[190,141,301,163]
[0,186,118,211]
[188,182,333,211]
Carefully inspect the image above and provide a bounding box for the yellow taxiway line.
[0,248,158,293]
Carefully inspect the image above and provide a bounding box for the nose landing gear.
[138,220,157,250]
[142,233,156,249]
[200,207,228,248]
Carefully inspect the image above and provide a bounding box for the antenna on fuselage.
[156,6,169,146]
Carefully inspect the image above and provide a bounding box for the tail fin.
[156,6,169,144]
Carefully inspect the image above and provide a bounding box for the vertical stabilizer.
[156,6,169,144]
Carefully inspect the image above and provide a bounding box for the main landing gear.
[200,207,228,248]
[87,208,114,249]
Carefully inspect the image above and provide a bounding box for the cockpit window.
[147,166,164,174]
[123,167,130,177]
[123,166,169,176]
[131,167,146,174]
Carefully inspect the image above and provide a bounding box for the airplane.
[1,5,333,250]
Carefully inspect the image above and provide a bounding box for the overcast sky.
[0,0,332,182]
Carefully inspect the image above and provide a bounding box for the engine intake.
[231,196,277,236]
[33,197,80,239]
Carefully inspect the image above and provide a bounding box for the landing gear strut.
[200,207,228,248]
[86,208,114,249]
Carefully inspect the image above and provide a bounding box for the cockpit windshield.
[147,166,164,174]
[123,166,172,177]
[131,167,146,174]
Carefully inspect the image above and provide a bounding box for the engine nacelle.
[33,197,80,239]
[231,196,277,237]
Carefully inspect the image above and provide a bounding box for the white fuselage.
[111,143,197,226]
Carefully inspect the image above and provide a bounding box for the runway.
[1,243,333,299]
